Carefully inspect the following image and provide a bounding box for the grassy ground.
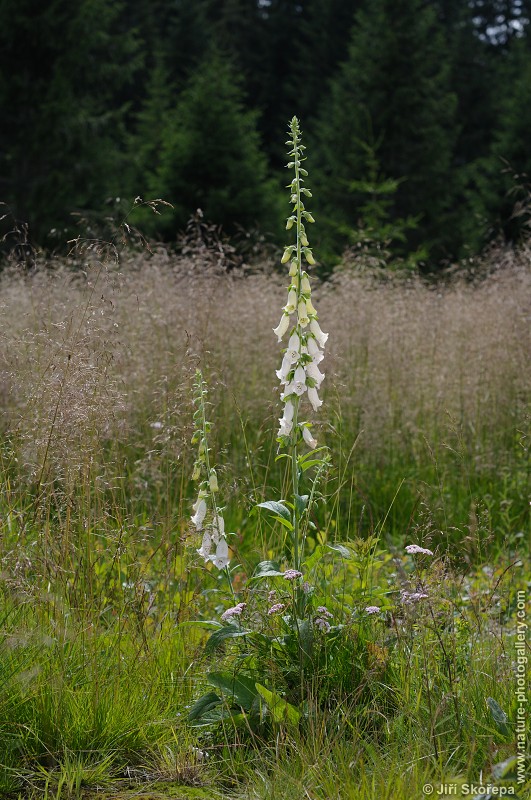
[0,244,529,798]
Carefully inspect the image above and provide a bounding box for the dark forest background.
[1,0,531,270]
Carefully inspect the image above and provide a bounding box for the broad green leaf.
[207,672,259,711]
[491,755,518,780]
[256,501,291,522]
[250,561,285,580]
[294,494,309,515]
[255,683,301,726]
[327,543,352,559]
[486,697,509,736]
[205,623,247,654]
[188,691,221,722]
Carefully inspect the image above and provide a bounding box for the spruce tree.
[314,0,459,264]
[146,52,281,237]
[0,0,140,244]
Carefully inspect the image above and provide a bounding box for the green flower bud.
[304,249,316,265]
[281,248,292,264]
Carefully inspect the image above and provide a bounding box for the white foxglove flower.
[211,514,225,542]
[308,386,323,411]
[306,361,325,387]
[307,336,324,364]
[191,498,207,530]
[306,298,317,315]
[293,365,307,395]
[276,353,293,384]
[309,318,328,348]
[297,299,310,327]
[302,426,317,449]
[278,399,295,436]
[301,273,311,294]
[278,416,293,437]
[284,287,298,314]
[286,332,301,362]
[211,537,230,570]
[273,314,290,342]
[197,530,212,559]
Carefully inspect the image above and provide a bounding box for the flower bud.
[289,260,298,277]
[286,217,294,230]
[298,299,310,327]
[304,249,316,265]
[281,248,292,264]
[284,287,298,314]
[209,470,219,492]
[301,272,311,294]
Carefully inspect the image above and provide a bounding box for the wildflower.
[302,426,317,449]
[302,581,312,594]
[268,603,285,616]
[307,336,324,364]
[314,617,331,632]
[209,470,219,493]
[405,544,434,556]
[221,602,247,622]
[191,498,207,531]
[273,314,290,342]
[211,537,230,570]
[307,386,322,412]
[365,606,381,615]
[401,591,429,604]
[285,287,298,314]
[316,606,333,619]
[283,569,303,581]
[297,299,310,327]
[278,400,295,437]
[309,318,328,348]
[197,530,213,559]
[268,590,276,602]
[306,361,325,388]
[300,272,311,294]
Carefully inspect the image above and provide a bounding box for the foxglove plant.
[190,370,233,579]
[272,116,328,574]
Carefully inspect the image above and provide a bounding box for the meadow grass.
[0,243,529,798]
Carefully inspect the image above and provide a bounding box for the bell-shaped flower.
[302,425,317,449]
[307,336,324,364]
[276,352,294,384]
[309,318,328,348]
[301,272,311,294]
[285,332,301,363]
[191,498,207,530]
[306,361,325,388]
[297,299,310,328]
[211,537,230,570]
[197,530,213,560]
[306,298,317,315]
[211,514,225,543]
[308,386,323,412]
[273,314,290,342]
[278,400,295,436]
[292,365,307,396]
[284,287,298,314]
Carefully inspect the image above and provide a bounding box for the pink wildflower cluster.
[405,544,433,556]
[268,603,286,616]
[283,569,303,581]
[221,602,247,622]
